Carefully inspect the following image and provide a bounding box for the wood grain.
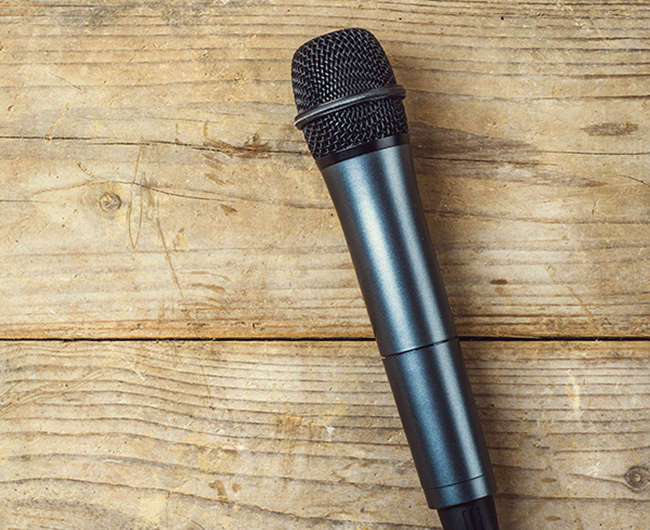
[2,1,649,528]
[1,0,649,338]
[0,340,648,529]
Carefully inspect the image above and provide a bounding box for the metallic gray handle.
[321,142,456,356]
[320,141,496,510]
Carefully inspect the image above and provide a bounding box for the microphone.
[291,29,499,530]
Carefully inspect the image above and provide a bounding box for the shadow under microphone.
[291,28,499,530]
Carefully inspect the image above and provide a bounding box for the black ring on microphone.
[294,84,406,130]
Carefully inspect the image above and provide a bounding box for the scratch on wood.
[128,142,146,250]
[76,161,95,178]
[53,74,85,92]
[138,183,233,203]
[45,104,72,140]
[544,266,597,325]
[0,367,113,418]
[179,516,208,530]
[155,201,185,302]
[203,133,272,159]
[565,284,593,319]
[582,123,639,137]
[618,174,650,191]
[566,374,581,413]
[202,122,272,187]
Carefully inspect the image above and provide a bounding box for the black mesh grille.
[292,28,408,159]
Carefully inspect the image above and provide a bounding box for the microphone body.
[321,139,495,509]
[291,28,499,529]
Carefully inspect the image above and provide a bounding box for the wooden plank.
[0,340,647,529]
[1,1,649,339]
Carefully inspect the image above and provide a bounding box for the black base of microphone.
[437,495,499,530]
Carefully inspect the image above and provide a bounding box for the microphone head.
[291,28,408,159]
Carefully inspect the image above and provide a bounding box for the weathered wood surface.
[0,340,648,530]
[1,0,649,338]
[2,1,649,529]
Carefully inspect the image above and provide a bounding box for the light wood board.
[0,0,648,338]
[0,340,648,529]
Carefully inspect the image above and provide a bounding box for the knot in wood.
[100,192,122,212]
[625,465,650,492]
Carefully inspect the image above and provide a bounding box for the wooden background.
[1,1,648,528]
